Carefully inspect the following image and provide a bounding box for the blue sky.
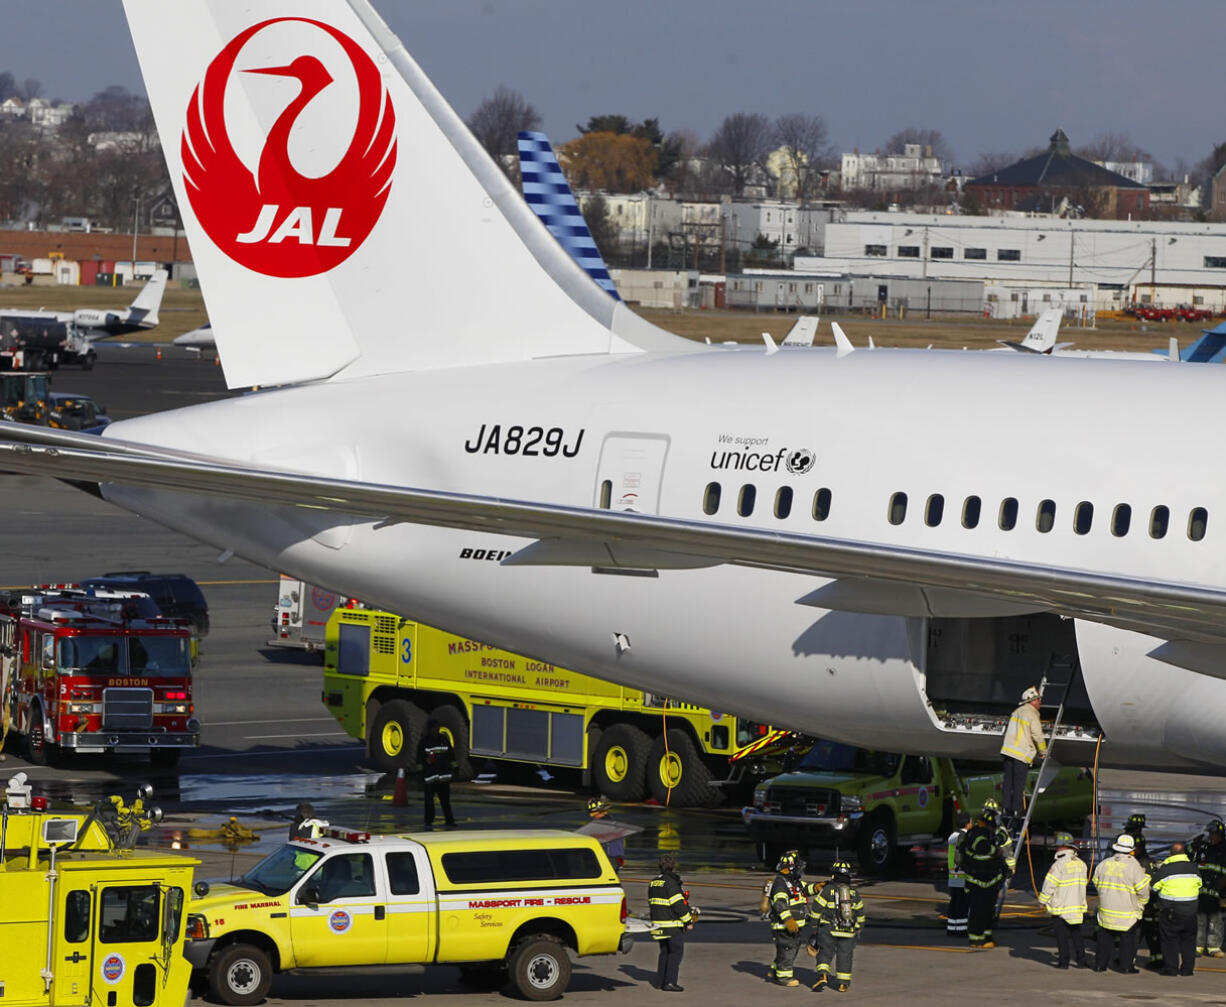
[6,0,1220,172]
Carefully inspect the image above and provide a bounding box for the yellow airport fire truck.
[0,774,198,1007]
[322,606,775,806]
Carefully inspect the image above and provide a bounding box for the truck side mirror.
[298,883,320,909]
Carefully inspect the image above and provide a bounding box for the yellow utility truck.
[0,775,197,1007]
[183,826,630,1003]
[322,606,775,806]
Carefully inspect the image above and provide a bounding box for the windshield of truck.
[240,845,323,896]
[798,739,900,777]
[58,636,123,674]
[129,635,189,675]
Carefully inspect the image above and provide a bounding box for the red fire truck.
[0,589,199,767]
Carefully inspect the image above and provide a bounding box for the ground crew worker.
[765,850,810,986]
[587,796,625,868]
[1037,831,1088,968]
[1151,841,1201,976]
[962,807,1006,948]
[945,812,970,937]
[288,801,328,840]
[417,718,456,829]
[1125,812,1161,965]
[999,685,1046,820]
[649,852,694,992]
[807,861,865,992]
[1092,833,1150,973]
[1193,819,1226,956]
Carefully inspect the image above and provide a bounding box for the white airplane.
[5,0,1226,776]
[5,269,170,339]
[995,307,1066,355]
[173,322,214,350]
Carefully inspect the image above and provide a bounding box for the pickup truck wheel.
[431,703,473,781]
[857,811,898,874]
[82,350,96,370]
[210,943,272,1007]
[369,699,425,772]
[510,936,571,1001]
[647,729,716,807]
[591,724,650,802]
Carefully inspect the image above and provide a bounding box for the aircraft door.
[594,433,671,513]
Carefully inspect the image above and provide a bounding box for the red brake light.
[620,895,628,923]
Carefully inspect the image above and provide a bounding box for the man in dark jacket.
[765,849,810,986]
[963,807,1007,948]
[417,718,456,829]
[1152,841,1202,976]
[807,861,866,992]
[649,853,694,992]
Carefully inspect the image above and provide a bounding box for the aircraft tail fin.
[1178,327,1226,363]
[126,268,168,327]
[780,315,818,347]
[122,0,688,389]
[517,131,620,302]
[1018,306,1064,353]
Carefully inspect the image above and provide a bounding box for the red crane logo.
[181,18,397,278]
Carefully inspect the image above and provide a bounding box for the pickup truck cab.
[185,827,629,1003]
[742,738,1090,872]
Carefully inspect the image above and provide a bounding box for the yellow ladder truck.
[321,606,776,806]
[0,775,198,1006]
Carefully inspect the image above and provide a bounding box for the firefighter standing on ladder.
[764,849,810,986]
[806,860,865,992]
[999,685,1046,825]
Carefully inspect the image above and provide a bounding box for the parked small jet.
[1,269,169,340]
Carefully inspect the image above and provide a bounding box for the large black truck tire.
[646,728,716,807]
[368,697,426,772]
[590,723,650,801]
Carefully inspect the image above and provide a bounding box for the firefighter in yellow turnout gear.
[765,850,811,986]
[807,861,865,992]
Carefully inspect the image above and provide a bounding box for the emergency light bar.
[323,827,371,843]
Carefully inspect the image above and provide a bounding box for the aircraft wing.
[4,424,1226,645]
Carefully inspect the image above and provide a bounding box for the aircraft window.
[1036,499,1056,533]
[999,497,1018,531]
[738,484,756,517]
[1189,507,1208,542]
[925,493,944,527]
[703,482,721,515]
[812,488,832,522]
[599,479,612,510]
[962,495,981,529]
[888,492,908,526]
[774,486,793,520]
[1111,503,1131,537]
[1150,505,1169,539]
[1073,501,1093,535]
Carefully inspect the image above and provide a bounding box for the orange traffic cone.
[155,346,162,360]
[392,767,408,806]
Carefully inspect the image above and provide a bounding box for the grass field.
[0,277,1207,355]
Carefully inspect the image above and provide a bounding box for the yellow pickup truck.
[185,827,630,1003]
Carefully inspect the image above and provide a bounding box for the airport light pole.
[130,186,141,282]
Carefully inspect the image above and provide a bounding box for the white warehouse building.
[797,211,1226,312]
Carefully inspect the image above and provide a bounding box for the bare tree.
[20,78,42,101]
[967,150,1020,178]
[706,112,773,196]
[774,113,830,202]
[467,85,541,178]
[1076,131,1152,165]
[885,127,954,169]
